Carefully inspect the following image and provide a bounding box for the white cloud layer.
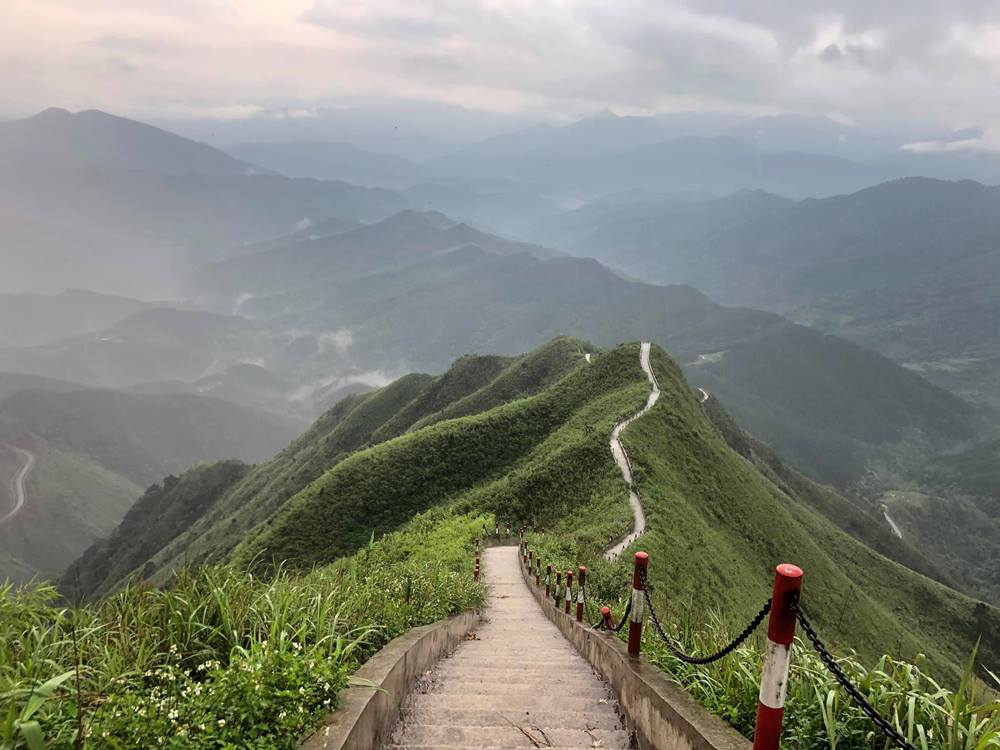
[3,0,1000,130]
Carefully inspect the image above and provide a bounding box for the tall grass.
[528,535,1000,750]
[1,509,488,749]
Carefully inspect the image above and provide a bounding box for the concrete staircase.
[385,546,633,749]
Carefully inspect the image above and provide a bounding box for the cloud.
[3,0,1000,130]
[901,125,1000,154]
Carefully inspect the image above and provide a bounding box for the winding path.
[881,504,903,539]
[1,445,35,526]
[604,342,660,561]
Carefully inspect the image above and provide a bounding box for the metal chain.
[792,598,918,750]
[638,568,771,665]
[582,587,631,632]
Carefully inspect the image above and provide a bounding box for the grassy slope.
[65,460,250,600]
[115,339,587,588]
[231,344,644,570]
[619,347,998,677]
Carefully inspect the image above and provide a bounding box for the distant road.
[881,504,903,539]
[697,388,710,403]
[604,342,660,561]
[1,446,35,526]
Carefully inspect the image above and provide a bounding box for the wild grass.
[526,538,1000,750]
[1,509,488,749]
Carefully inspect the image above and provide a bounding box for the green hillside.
[100,338,588,588]
[63,339,998,678]
[225,341,992,675]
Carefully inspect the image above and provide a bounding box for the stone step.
[425,681,611,699]
[384,745,614,749]
[388,724,631,748]
[406,694,615,713]
[436,662,600,682]
[397,707,623,730]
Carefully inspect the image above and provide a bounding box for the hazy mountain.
[425,112,905,201]
[0,384,302,584]
[227,141,421,187]
[0,109,408,296]
[546,177,1000,405]
[0,308,291,388]
[195,211,982,490]
[0,289,155,347]
[0,108,259,176]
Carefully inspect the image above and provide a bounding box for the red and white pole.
[752,564,804,750]
[554,571,562,604]
[564,570,573,614]
[601,606,613,630]
[535,559,541,587]
[545,564,552,597]
[628,552,648,657]
[576,566,587,622]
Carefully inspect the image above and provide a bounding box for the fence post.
[554,571,561,604]
[564,570,573,614]
[546,564,552,597]
[601,606,613,630]
[576,566,586,622]
[752,564,804,750]
[535,559,541,587]
[628,552,648,657]
[495,522,499,537]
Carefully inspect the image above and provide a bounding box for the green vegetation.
[1,509,487,749]
[65,461,251,600]
[95,337,587,591]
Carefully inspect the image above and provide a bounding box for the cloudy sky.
[3,0,1000,134]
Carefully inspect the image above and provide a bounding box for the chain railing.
[494,532,927,750]
[639,566,771,665]
[792,596,919,750]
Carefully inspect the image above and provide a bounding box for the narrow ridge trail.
[1,445,35,526]
[604,342,659,561]
[386,546,632,749]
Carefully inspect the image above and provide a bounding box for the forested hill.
[65,338,998,678]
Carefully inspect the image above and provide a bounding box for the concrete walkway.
[385,546,632,749]
[604,342,660,561]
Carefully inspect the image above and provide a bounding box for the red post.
[564,570,573,614]
[752,564,804,750]
[576,566,587,622]
[545,564,552,597]
[535,559,541,586]
[554,571,562,603]
[601,606,613,630]
[628,552,648,657]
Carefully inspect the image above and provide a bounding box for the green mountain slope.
[114,338,589,586]
[61,338,999,680]
[65,460,250,599]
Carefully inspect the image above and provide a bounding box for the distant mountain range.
[533,177,1000,407]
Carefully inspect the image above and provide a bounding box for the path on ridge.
[604,342,659,561]
[386,546,631,749]
[1,445,35,526]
